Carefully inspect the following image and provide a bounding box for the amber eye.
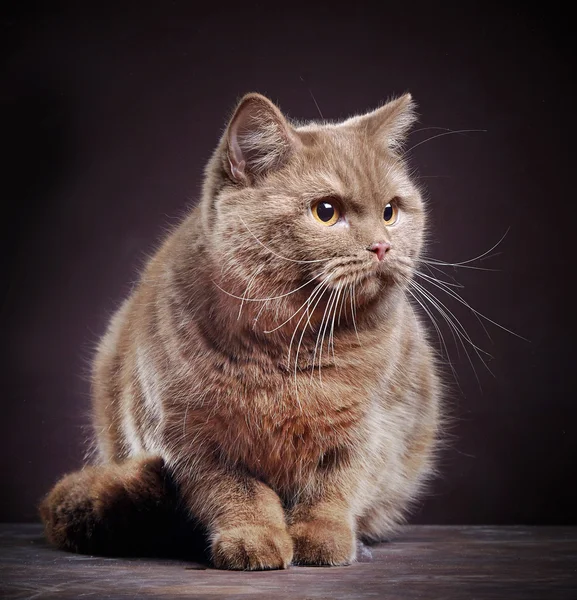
[312,200,340,226]
[383,202,398,225]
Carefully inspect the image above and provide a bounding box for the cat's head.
[201,93,425,329]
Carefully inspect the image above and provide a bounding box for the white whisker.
[287,277,332,366]
[212,270,324,304]
[240,216,331,264]
[406,288,459,384]
[414,269,491,340]
[422,228,510,269]
[264,273,331,334]
[311,286,337,384]
[422,264,464,288]
[328,284,344,364]
[350,283,360,343]
[408,278,492,384]
[237,264,265,319]
[405,129,487,154]
[413,269,526,341]
[408,279,484,384]
[291,277,334,392]
[409,279,489,355]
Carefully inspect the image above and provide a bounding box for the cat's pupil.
[317,202,335,222]
[384,204,393,221]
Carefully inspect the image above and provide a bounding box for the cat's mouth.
[309,253,412,304]
[314,253,408,285]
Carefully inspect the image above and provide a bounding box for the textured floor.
[1,524,576,599]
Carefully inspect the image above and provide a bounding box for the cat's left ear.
[354,94,417,150]
[224,93,300,185]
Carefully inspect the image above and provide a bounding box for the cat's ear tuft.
[358,93,417,150]
[225,94,299,184]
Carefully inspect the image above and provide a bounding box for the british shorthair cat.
[40,92,441,570]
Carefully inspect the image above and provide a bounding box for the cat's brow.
[301,186,345,203]
[341,196,368,213]
[301,189,365,214]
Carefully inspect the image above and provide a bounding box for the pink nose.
[367,242,391,261]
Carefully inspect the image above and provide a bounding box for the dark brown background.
[2,1,575,523]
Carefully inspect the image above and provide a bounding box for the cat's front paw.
[211,524,293,570]
[289,519,356,566]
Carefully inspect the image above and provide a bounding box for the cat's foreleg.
[175,457,293,570]
[287,466,359,566]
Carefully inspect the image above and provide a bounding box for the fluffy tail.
[39,456,202,557]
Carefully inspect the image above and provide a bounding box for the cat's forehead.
[296,122,398,165]
[288,122,410,197]
[298,120,372,145]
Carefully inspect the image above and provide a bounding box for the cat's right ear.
[224,94,300,185]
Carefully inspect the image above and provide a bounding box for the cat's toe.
[211,524,293,570]
[289,519,356,566]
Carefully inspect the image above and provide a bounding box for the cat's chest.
[207,371,371,489]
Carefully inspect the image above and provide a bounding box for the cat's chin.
[349,273,391,306]
[355,264,411,304]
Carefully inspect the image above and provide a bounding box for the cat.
[40,92,441,570]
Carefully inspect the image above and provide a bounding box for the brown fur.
[40,92,441,569]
